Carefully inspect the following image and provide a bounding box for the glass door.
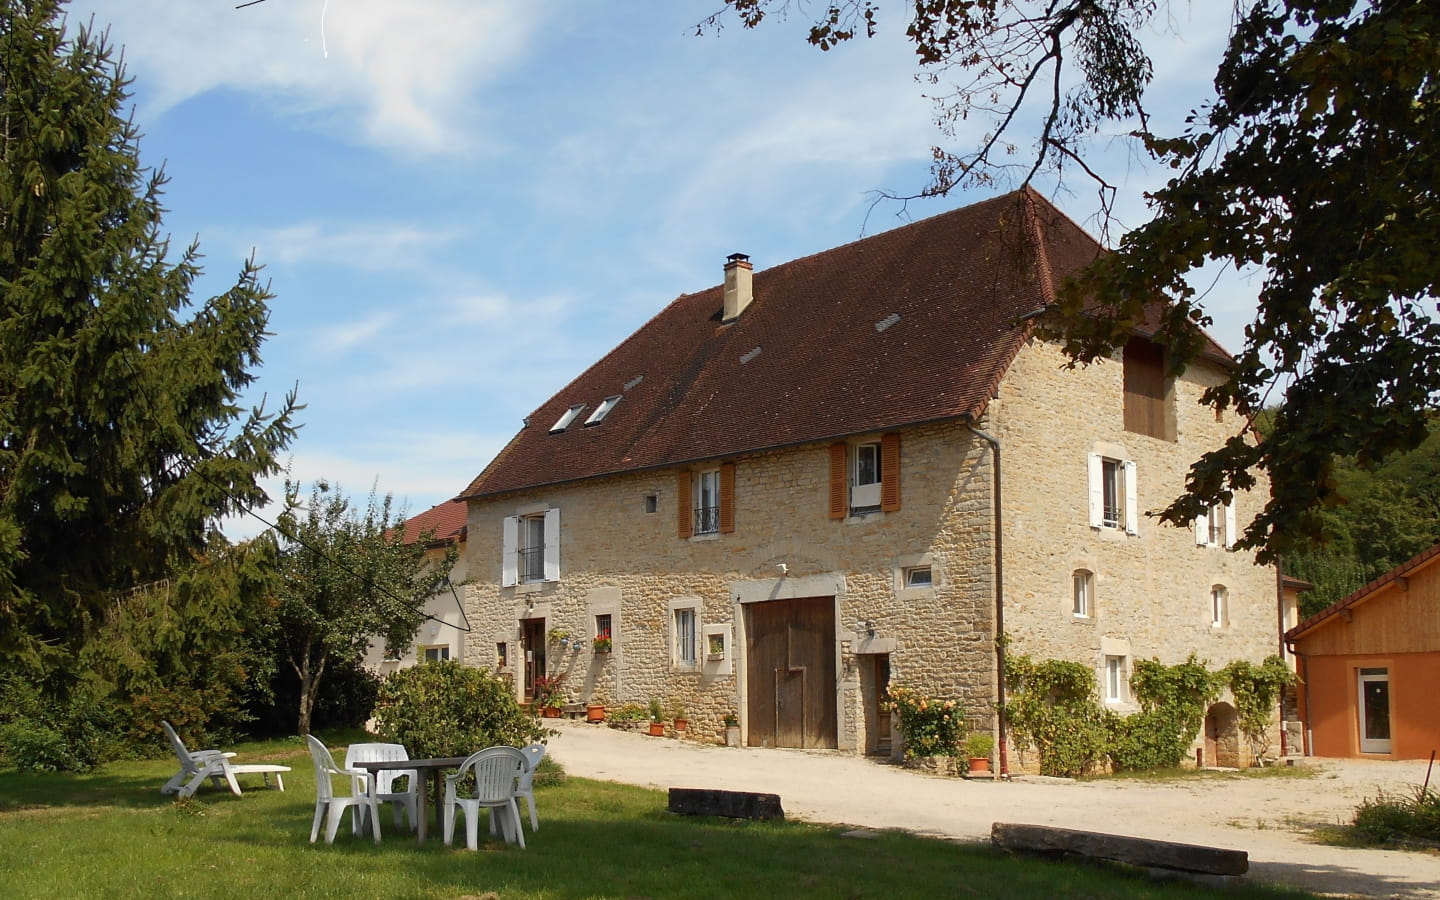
[1357,667,1391,754]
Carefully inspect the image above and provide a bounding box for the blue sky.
[61,1,1249,536]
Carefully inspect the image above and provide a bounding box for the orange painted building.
[1286,543,1440,759]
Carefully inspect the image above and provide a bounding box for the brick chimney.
[722,252,753,322]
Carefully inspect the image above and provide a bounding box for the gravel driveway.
[546,720,1440,898]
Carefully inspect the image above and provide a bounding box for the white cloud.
[318,309,400,355]
[70,0,554,155]
[233,221,462,270]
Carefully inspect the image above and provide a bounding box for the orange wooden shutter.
[719,462,736,533]
[881,433,901,512]
[677,471,693,539]
[828,443,847,520]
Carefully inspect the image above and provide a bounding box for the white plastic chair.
[344,742,418,832]
[515,742,547,832]
[159,720,288,798]
[443,747,528,850]
[305,735,381,844]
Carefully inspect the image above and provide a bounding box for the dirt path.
[546,720,1440,898]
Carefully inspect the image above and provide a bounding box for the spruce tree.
[0,0,298,683]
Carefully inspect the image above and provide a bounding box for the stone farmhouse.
[361,499,470,674]
[455,189,1280,766]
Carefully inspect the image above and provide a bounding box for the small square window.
[423,645,450,662]
[904,566,932,587]
[496,643,508,668]
[643,493,658,514]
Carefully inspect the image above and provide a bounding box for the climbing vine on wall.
[1107,655,1219,771]
[1002,654,1109,777]
[1219,656,1295,764]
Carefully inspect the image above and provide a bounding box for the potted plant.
[547,627,569,644]
[669,700,688,733]
[593,629,612,653]
[647,698,666,736]
[723,711,740,747]
[965,732,994,775]
[585,687,609,723]
[534,674,566,717]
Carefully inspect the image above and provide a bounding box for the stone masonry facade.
[461,337,1280,760]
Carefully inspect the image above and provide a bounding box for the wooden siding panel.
[1295,567,1440,657]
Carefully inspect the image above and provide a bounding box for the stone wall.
[463,419,997,750]
[460,337,1281,759]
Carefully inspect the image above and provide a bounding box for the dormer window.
[550,404,587,433]
[584,395,621,426]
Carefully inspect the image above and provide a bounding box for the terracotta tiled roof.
[460,189,1224,500]
[395,500,467,547]
[1285,541,1440,642]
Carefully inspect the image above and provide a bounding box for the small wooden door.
[745,596,837,749]
[521,617,546,703]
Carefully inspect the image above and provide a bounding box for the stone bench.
[991,822,1247,877]
[668,788,784,821]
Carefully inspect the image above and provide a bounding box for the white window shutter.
[543,507,561,581]
[1224,502,1238,549]
[1194,513,1208,545]
[1087,453,1103,528]
[501,516,518,587]
[1123,461,1138,535]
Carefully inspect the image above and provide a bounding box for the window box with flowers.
[593,630,612,653]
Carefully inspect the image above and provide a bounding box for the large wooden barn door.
[745,596,837,749]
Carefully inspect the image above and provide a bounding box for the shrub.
[1109,656,1217,771]
[1220,656,1294,764]
[887,683,964,758]
[371,661,548,758]
[1353,785,1440,844]
[608,703,648,724]
[1002,655,1107,777]
[0,675,119,772]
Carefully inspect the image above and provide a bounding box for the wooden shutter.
[1086,454,1104,529]
[880,433,901,512]
[1224,502,1237,549]
[543,507,561,581]
[1194,512,1208,546]
[1123,461,1139,536]
[828,444,847,520]
[719,462,736,533]
[501,515,518,587]
[677,471,693,539]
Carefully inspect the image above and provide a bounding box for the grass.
[0,737,1317,899]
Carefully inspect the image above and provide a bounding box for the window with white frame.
[851,442,883,511]
[693,469,721,535]
[501,508,560,587]
[422,645,450,662]
[673,606,698,668]
[1195,502,1237,548]
[1211,585,1229,627]
[1104,655,1127,703]
[1088,453,1137,534]
[1073,569,1093,618]
[904,565,932,588]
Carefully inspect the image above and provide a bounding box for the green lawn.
[0,738,1314,899]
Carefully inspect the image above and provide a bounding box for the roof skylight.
[549,404,587,433]
[739,346,761,364]
[584,395,622,426]
[875,313,901,332]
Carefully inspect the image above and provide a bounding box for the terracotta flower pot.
[648,721,665,736]
[586,704,605,723]
[968,756,991,774]
[673,718,688,732]
[542,706,561,719]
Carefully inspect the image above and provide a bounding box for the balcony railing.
[518,546,545,582]
[693,506,720,535]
